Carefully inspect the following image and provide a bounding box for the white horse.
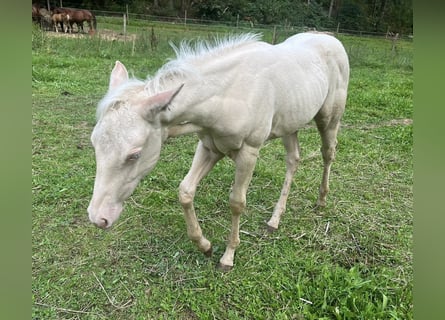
[88,32,349,270]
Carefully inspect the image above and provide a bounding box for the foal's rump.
[252,32,349,139]
[276,32,349,104]
[194,32,349,146]
[282,32,350,126]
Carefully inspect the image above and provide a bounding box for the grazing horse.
[51,13,70,33]
[52,7,96,34]
[32,4,40,24]
[69,9,96,34]
[88,33,349,270]
[52,7,72,32]
[36,8,53,31]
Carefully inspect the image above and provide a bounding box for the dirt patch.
[46,29,136,42]
[387,118,413,126]
[342,118,413,130]
[301,118,413,131]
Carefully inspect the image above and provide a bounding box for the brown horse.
[33,6,52,31]
[51,13,70,33]
[51,7,72,33]
[32,3,40,23]
[53,7,96,34]
[71,9,97,34]
[32,4,50,30]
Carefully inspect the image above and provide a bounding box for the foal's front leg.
[218,144,259,271]
[179,141,223,256]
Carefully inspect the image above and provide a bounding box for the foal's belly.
[199,132,244,155]
[267,102,322,139]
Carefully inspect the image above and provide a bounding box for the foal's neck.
[160,76,216,138]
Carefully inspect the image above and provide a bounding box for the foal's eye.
[127,151,141,161]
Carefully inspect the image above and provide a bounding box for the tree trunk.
[379,0,388,23]
[328,0,335,18]
[374,0,388,31]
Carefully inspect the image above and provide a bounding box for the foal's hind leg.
[314,114,342,207]
[266,133,300,231]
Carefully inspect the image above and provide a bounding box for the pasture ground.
[32,19,413,319]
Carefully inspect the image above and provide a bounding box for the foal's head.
[88,61,183,228]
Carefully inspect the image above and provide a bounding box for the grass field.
[32,19,413,319]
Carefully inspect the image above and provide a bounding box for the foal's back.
[206,32,349,143]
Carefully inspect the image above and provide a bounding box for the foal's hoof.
[315,199,327,208]
[312,202,326,212]
[217,263,233,272]
[266,224,278,233]
[203,246,213,257]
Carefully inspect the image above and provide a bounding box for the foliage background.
[34,0,412,35]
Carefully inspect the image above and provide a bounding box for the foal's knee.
[321,145,336,163]
[179,183,195,208]
[229,195,246,215]
[286,151,300,168]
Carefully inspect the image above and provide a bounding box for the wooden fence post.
[272,26,277,45]
[123,14,126,39]
[391,33,399,53]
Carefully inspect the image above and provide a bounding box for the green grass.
[32,22,413,319]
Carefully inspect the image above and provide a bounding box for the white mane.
[96,78,145,120]
[169,33,262,61]
[145,33,262,94]
[97,33,262,120]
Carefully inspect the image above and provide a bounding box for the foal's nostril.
[101,218,109,228]
[95,218,109,229]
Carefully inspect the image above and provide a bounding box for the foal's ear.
[141,84,184,120]
[108,61,129,91]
